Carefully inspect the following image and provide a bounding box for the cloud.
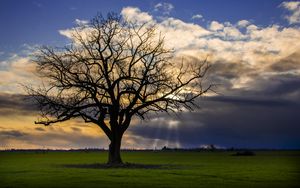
[0,130,27,137]
[156,17,211,50]
[58,29,74,40]
[75,19,89,25]
[154,2,174,15]
[191,14,203,20]
[0,93,37,116]
[0,115,109,149]
[0,128,108,150]
[269,51,300,72]
[129,91,300,149]
[2,4,300,149]
[121,7,153,24]
[117,6,300,149]
[0,55,38,94]
[209,21,224,31]
[61,6,300,84]
[280,1,300,24]
[236,20,250,27]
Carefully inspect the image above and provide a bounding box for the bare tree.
[27,13,212,165]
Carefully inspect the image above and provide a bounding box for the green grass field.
[0,151,299,188]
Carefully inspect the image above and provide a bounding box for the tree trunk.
[107,133,123,165]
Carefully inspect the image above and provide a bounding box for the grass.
[0,150,299,187]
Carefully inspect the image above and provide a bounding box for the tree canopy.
[27,13,212,164]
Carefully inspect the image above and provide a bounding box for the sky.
[1,0,300,150]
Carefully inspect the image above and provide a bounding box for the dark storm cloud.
[262,75,300,98]
[211,60,253,80]
[129,72,300,149]
[130,99,300,149]
[0,130,27,137]
[128,55,300,149]
[203,60,252,91]
[270,51,300,72]
[0,93,37,116]
[206,95,296,107]
[0,127,107,149]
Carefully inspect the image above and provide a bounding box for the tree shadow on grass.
[60,163,181,169]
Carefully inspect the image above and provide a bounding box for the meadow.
[0,150,299,187]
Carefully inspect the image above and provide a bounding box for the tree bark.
[107,132,123,165]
